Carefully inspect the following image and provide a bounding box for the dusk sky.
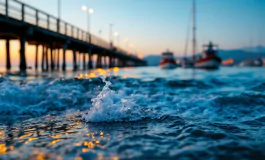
[0,0,265,67]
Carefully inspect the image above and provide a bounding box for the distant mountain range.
[241,45,265,53]
[144,46,265,66]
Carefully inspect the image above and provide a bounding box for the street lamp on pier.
[81,5,94,33]
[114,32,119,47]
[109,24,114,47]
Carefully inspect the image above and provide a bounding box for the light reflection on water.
[1,66,265,82]
[0,112,119,159]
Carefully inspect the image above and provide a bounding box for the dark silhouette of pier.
[0,0,146,71]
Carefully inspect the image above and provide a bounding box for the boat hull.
[159,62,177,69]
[195,57,221,69]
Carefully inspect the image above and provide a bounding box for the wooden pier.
[0,0,146,71]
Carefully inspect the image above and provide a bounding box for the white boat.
[194,42,222,69]
[159,51,177,69]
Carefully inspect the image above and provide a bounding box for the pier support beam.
[57,49,60,70]
[45,45,49,71]
[109,55,113,68]
[50,44,54,70]
[78,52,81,70]
[88,50,93,69]
[62,44,67,71]
[19,37,27,71]
[103,56,107,68]
[83,53,86,70]
[122,60,126,67]
[73,49,77,71]
[112,56,116,67]
[53,49,57,70]
[119,59,125,67]
[35,44,39,70]
[96,55,102,68]
[117,59,121,67]
[42,45,45,71]
[6,39,11,70]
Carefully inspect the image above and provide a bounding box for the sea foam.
[82,77,158,122]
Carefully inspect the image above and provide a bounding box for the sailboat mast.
[192,0,196,61]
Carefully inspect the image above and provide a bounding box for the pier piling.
[57,49,60,70]
[50,44,54,70]
[88,50,93,69]
[19,37,27,71]
[45,45,49,71]
[62,44,67,71]
[73,49,77,71]
[35,44,39,70]
[6,39,11,70]
[96,55,102,68]
[109,56,113,68]
[42,45,45,71]
[83,53,86,70]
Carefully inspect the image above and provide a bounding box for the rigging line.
[184,7,193,59]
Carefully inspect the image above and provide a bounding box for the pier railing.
[0,0,111,50]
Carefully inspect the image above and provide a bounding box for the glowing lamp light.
[81,5,87,11]
[82,5,94,14]
[114,32,119,36]
[89,8,94,14]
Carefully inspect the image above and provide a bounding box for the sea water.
[0,67,265,159]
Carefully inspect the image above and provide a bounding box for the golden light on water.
[0,144,7,155]
[0,102,115,159]
[75,67,120,79]
[0,130,4,141]
[0,144,15,155]
[0,109,117,159]
[49,139,61,146]
[51,134,63,139]
[19,134,33,139]
[29,138,39,141]
[112,156,119,160]
[113,67,119,72]
[24,137,38,144]
[76,142,82,146]
[0,126,119,159]
[75,157,83,160]
[82,148,89,153]
[32,150,46,160]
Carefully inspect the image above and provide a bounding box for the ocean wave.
[0,78,90,122]
[1,75,265,125]
[82,77,161,122]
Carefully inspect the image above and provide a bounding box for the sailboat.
[183,0,222,69]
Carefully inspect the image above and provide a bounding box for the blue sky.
[20,0,265,56]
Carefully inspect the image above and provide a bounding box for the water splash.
[82,77,158,122]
